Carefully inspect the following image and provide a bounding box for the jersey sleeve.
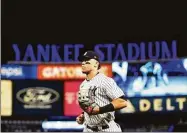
[102,77,125,99]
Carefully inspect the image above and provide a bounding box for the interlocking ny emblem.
[92,86,97,96]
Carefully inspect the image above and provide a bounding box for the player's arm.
[111,95,127,110]
[92,78,128,114]
[91,96,127,115]
[96,95,127,114]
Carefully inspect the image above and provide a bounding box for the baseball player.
[76,51,128,132]
[140,61,169,88]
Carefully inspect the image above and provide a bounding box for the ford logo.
[16,87,60,105]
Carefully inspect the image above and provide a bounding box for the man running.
[76,51,127,132]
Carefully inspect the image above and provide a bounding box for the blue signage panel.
[1,65,37,79]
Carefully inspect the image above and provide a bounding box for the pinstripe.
[79,73,124,132]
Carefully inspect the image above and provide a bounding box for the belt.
[87,125,109,132]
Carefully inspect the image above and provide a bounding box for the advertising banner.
[12,80,63,116]
[1,65,37,79]
[37,64,112,80]
[64,81,83,116]
[1,80,13,116]
[119,96,187,114]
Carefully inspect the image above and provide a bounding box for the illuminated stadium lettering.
[12,40,177,63]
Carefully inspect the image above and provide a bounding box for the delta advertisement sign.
[120,96,187,114]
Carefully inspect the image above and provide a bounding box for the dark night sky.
[2,0,187,64]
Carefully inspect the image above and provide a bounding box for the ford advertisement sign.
[12,80,63,116]
[16,87,60,109]
[1,65,37,79]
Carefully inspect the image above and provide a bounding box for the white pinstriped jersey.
[79,73,124,126]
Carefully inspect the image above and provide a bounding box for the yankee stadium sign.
[12,40,177,63]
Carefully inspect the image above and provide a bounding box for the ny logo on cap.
[84,52,87,56]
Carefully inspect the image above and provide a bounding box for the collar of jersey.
[86,72,100,81]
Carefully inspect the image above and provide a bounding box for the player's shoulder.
[79,80,87,87]
[98,73,115,83]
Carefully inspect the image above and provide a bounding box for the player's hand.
[76,113,84,125]
[85,104,100,115]
[90,106,100,115]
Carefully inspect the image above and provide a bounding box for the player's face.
[81,59,98,73]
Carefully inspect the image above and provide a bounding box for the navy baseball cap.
[78,51,100,62]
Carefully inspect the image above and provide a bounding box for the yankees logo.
[92,86,97,96]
